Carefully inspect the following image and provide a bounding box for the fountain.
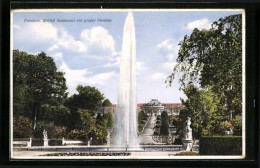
[113,12,139,148]
[182,117,193,151]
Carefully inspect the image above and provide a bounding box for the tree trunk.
[33,105,38,130]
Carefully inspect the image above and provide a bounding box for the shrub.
[170,115,178,125]
[138,125,144,133]
[173,138,182,145]
[138,111,145,124]
[106,113,114,128]
[153,131,159,135]
[13,116,32,138]
[32,140,44,146]
[67,129,86,140]
[200,136,242,155]
[231,115,242,135]
[53,126,67,139]
[160,117,169,135]
[48,139,63,146]
[220,121,234,131]
[161,111,169,121]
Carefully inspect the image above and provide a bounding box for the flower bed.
[41,152,131,156]
[175,152,199,156]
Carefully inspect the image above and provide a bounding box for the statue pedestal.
[43,139,48,147]
[182,139,193,151]
[27,138,32,147]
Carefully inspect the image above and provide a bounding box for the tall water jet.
[114,12,139,147]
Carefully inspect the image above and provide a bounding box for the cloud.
[187,18,211,30]
[136,61,146,75]
[104,56,120,67]
[55,28,87,53]
[13,24,20,29]
[157,39,179,61]
[13,22,58,52]
[86,71,117,86]
[54,52,117,95]
[14,22,117,59]
[151,72,167,80]
[80,26,116,58]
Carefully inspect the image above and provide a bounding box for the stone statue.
[43,129,48,139]
[43,129,49,147]
[182,117,193,151]
[184,117,192,140]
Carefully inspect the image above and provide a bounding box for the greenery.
[13,116,32,138]
[67,129,86,140]
[231,115,242,135]
[160,111,169,135]
[13,50,113,144]
[102,99,112,107]
[65,85,104,130]
[53,126,67,139]
[138,111,148,133]
[170,115,178,126]
[166,14,242,138]
[104,112,114,128]
[200,136,242,155]
[13,50,68,131]
[181,86,225,139]
[33,121,55,139]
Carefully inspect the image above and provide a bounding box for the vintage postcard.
[10,9,245,159]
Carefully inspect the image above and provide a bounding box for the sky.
[12,9,242,104]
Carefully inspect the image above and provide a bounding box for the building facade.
[98,99,184,118]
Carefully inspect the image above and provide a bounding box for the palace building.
[98,99,184,118]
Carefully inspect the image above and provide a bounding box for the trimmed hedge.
[32,139,62,146]
[200,136,242,155]
[48,139,62,146]
[32,140,44,146]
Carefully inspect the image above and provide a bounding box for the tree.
[161,111,169,122]
[13,50,68,130]
[78,109,96,140]
[39,104,71,127]
[65,85,104,130]
[160,118,169,136]
[102,99,112,107]
[180,86,225,139]
[104,112,114,128]
[160,111,169,135]
[167,14,242,120]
